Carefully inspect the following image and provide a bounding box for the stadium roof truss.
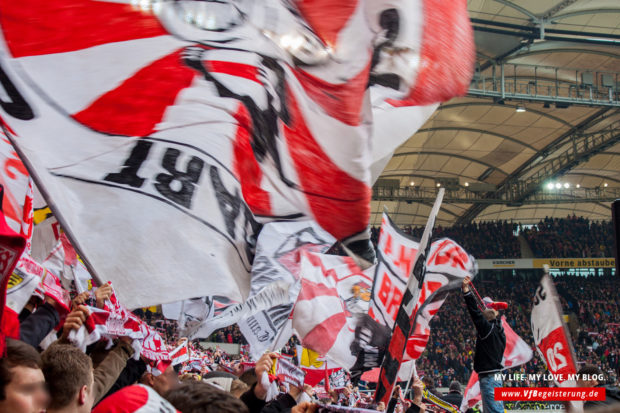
[373,0,620,226]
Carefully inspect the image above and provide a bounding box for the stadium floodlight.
[555,183,561,189]
[563,183,569,188]
[546,182,554,190]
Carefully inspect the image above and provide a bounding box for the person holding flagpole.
[462,276,506,413]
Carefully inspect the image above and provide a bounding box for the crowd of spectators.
[521,216,614,258]
[372,215,615,259]
[371,220,521,259]
[420,272,619,388]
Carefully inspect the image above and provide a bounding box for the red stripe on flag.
[282,88,370,240]
[207,61,259,83]
[295,0,358,47]
[292,61,370,127]
[72,49,195,137]
[0,0,168,58]
[301,312,346,355]
[297,279,340,302]
[387,0,474,107]
[232,104,272,215]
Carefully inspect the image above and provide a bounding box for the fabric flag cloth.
[328,369,349,390]
[186,280,290,339]
[292,251,373,368]
[530,273,578,386]
[459,317,533,412]
[6,254,46,313]
[169,342,189,367]
[0,187,27,353]
[0,131,34,234]
[0,0,473,308]
[296,346,339,387]
[239,221,334,359]
[69,284,170,366]
[370,212,477,361]
[269,356,306,389]
[375,189,444,405]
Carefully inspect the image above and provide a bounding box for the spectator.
[0,338,49,413]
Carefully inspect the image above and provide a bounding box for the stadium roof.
[372,0,620,227]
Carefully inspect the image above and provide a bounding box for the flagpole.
[374,189,444,405]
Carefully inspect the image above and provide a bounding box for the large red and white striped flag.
[292,251,373,368]
[460,317,533,412]
[0,0,473,308]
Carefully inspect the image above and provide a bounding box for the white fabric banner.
[531,273,578,385]
[238,221,334,359]
[0,0,473,308]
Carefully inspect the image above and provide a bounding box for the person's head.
[41,344,94,413]
[482,308,498,321]
[238,368,256,387]
[0,338,49,413]
[577,364,603,387]
[376,401,386,411]
[140,364,180,395]
[230,379,248,398]
[422,375,435,389]
[164,381,249,413]
[449,381,461,394]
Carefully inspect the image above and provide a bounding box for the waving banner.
[531,273,577,386]
[374,189,444,405]
[0,0,473,308]
[292,251,373,368]
[370,212,476,361]
[238,221,334,358]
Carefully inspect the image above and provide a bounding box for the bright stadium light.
[604,183,608,187]
[464,182,469,187]
[563,183,569,188]
[576,184,581,188]
[546,182,554,190]
[410,181,414,186]
[555,183,561,189]
[436,183,441,187]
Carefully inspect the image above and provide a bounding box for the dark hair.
[41,344,93,409]
[239,368,257,387]
[0,338,42,400]
[578,364,602,377]
[165,381,249,413]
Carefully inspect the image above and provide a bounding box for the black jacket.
[19,302,59,348]
[463,291,505,375]
[442,391,463,408]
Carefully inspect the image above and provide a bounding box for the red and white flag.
[292,251,373,368]
[70,283,170,366]
[0,0,473,308]
[531,273,577,386]
[170,342,190,367]
[370,212,477,360]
